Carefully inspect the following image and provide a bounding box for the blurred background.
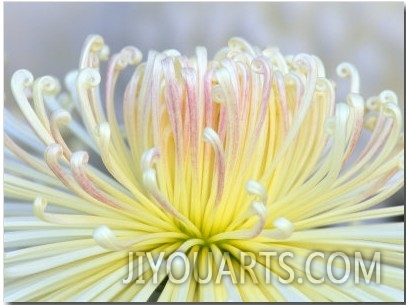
[4,2,404,206]
[4,2,404,104]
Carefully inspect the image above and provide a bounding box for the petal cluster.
[4,35,404,301]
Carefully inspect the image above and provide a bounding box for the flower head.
[4,35,404,301]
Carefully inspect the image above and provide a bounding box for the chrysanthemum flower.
[4,35,404,302]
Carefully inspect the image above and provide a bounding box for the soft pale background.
[4,2,404,104]
[4,2,404,206]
